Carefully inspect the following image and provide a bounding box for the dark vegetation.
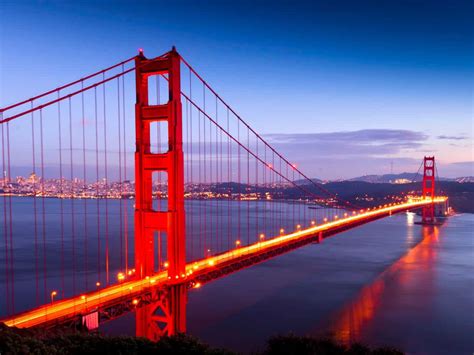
[0,324,404,354]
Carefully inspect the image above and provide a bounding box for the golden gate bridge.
[0,48,447,339]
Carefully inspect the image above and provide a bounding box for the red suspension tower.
[422,156,436,224]
[134,47,186,337]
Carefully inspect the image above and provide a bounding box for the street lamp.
[50,291,57,305]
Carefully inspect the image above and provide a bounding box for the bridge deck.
[1,198,446,329]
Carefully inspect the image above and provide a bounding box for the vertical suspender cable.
[31,105,39,306]
[1,119,10,315]
[6,122,14,313]
[121,66,128,274]
[102,74,109,285]
[58,93,65,298]
[81,82,88,290]
[117,78,123,272]
[39,109,47,304]
[94,88,101,283]
[68,98,76,296]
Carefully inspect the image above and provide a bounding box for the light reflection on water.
[329,221,440,345]
[181,212,473,354]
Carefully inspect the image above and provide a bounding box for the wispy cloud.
[437,135,468,140]
[264,129,428,158]
[262,129,431,178]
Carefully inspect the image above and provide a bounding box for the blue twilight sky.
[0,0,472,179]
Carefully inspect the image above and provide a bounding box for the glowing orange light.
[323,217,328,222]
[132,299,139,305]
[259,233,265,240]
[163,261,169,268]
[117,272,125,281]
[280,228,285,234]
[311,220,316,225]
[344,213,347,217]
[50,291,57,304]
[334,215,338,219]
[208,260,215,266]
[95,282,101,287]
[296,224,301,230]
[194,282,202,289]
[81,295,86,300]
[235,240,241,246]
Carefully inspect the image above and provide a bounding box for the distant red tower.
[134,47,186,337]
[422,156,436,224]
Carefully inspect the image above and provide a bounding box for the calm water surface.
[1,198,473,354]
[107,210,473,354]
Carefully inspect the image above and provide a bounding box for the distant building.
[393,178,412,184]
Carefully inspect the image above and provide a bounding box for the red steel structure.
[134,48,186,336]
[421,156,436,224]
[0,48,448,340]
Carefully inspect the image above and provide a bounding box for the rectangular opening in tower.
[154,231,168,273]
[152,171,168,211]
[147,74,169,105]
[150,121,168,154]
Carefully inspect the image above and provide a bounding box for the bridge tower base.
[136,285,187,340]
